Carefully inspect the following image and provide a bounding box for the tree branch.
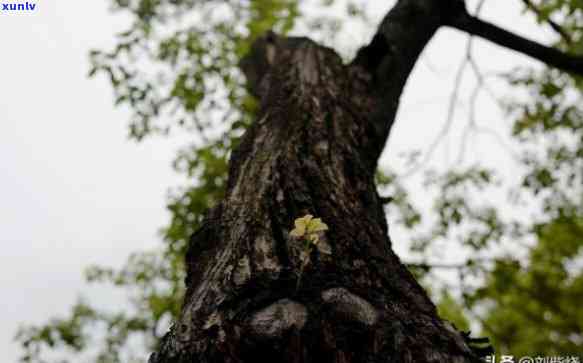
[447,13,583,76]
[351,0,445,158]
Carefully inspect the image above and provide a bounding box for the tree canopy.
[16,0,583,361]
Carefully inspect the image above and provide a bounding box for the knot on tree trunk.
[247,299,308,340]
[322,288,378,327]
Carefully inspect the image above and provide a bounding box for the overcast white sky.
[0,1,550,361]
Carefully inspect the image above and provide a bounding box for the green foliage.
[15,299,151,363]
[376,170,422,229]
[15,0,583,361]
[380,1,583,356]
[401,2,583,354]
[436,291,471,332]
[469,217,583,356]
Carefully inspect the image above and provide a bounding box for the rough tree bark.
[149,1,583,362]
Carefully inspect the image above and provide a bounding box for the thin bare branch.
[400,1,492,178]
[401,36,480,177]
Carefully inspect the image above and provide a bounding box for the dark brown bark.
[141,1,569,362]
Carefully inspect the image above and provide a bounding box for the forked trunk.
[150,1,490,362]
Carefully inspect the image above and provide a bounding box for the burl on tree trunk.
[148,0,583,361]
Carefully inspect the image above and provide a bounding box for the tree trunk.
[149,1,489,362]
